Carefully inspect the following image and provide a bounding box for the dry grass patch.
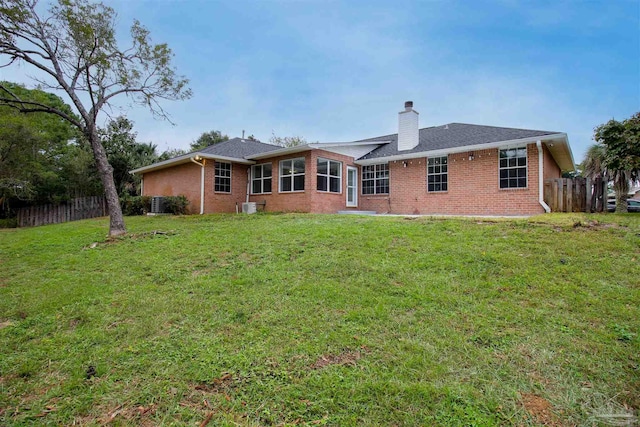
[520,392,565,426]
[310,347,367,369]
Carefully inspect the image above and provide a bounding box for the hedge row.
[120,195,189,216]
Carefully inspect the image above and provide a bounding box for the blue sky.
[2,0,639,163]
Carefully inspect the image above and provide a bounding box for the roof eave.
[543,133,575,171]
[130,152,253,175]
[355,133,572,166]
[248,140,391,160]
[247,144,312,160]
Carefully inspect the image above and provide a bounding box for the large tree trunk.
[88,128,126,236]
[613,171,629,213]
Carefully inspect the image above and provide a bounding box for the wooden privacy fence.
[543,178,590,213]
[17,196,107,227]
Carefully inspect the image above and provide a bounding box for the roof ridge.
[242,138,280,148]
[445,122,559,133]
[195,137,279,151]
[356,125,440,141]
[358,123,560,143]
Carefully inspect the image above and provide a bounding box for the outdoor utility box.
[242,202,257,214]
[151,196,166,214]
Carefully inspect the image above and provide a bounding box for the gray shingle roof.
[357,123,560,161]
[194,137,281,159]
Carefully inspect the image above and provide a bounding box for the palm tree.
[583,144,608,212]
[584,143,640,213]
[592,115,640,213]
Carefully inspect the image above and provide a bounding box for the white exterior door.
[347,167,357,207]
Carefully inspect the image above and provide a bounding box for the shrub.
[0,217,17,228]
[163,195,189,215]
[120,195,188,216]
[120,196,151,216]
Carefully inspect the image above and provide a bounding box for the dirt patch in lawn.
[310,348,368,369]
[520,392,563,426]
[72,403,157,426]
[194,373,235,394]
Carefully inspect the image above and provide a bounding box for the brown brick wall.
[142,162,201,214]
[247,151,312,212]
[309,150,360,213]
[247,149,359,213]
[142,143,562,216]
[142,160,250,214]
[358,143,547,215]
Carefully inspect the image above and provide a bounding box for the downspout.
[246,167,250,203]
[140,176,144,196]
[190,156,205,215]
[536,141,551,213]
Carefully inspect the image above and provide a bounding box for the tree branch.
[0,87,83,129]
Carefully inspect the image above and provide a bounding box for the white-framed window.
[499,147,527,189]
[427,156,448,192]
[317,158,342,193]
[280,158,305,192]
[214,161,231,193]
[362,164,389,195]
[251,163,272,194]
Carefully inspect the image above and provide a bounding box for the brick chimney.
[398,101,419,151]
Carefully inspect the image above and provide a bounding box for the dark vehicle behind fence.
[608,199,640,212]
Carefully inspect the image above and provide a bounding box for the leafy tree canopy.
[101,116,158,196]
[592,112,640,212]
[0,0,191,236]
[0,82,80,210]
[158,147,186,161]
[190,130,229,151]
[269,134,308,148]
[595,113,640,175]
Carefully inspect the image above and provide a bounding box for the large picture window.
[499,147,527,189]
[317,158,342,193]
[362,164,389,195]
[280,158,305,192]
[214,161,231,193]
[427,156,448,192]
[251,163,272,194]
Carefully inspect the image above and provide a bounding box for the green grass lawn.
[1,213,638,426]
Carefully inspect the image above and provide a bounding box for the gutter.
[536,140,551,213]
[190,156,205,215]
[355,133,568,166]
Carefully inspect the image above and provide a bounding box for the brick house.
[132,101,575,216]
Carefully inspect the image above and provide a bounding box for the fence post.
[566,179,573,212]
[556,179,563,212]
[585,178,592,212]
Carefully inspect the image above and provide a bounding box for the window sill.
[278,190,306,194]
[250,192,273,195]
